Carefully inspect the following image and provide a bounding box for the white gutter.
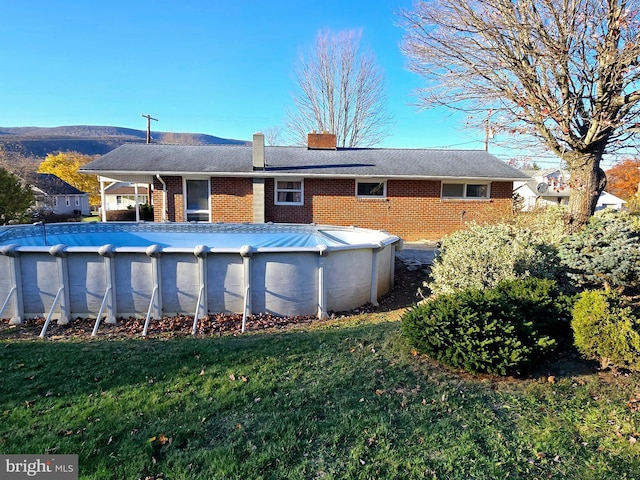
[84,170,529,183]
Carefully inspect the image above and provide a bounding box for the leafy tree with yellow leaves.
[37,152,100,208]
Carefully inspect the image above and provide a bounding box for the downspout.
[156,174,167,222]
[100,177,107,222]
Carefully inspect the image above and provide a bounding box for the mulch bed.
[0,260,427,340]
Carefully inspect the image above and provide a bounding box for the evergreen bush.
[427,223,560,296]
[402,278,571,376]
[572,290,640,371]
[558,211,640,293]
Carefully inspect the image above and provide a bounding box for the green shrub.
[513,205,568,246]
[559,211,640,293]
[427,223,560,296]
[572,290,640,370]
[402,278,571,376]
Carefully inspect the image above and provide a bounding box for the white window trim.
[355,179,387,198]
[184,178,211,222]
[441,182,491,199]
[274,178,304,206]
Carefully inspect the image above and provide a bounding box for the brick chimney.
[307,131,337,150]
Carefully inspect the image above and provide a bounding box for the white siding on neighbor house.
[103,194,143,211]
[102,183,150,211]
[515,183,626,212]
[35,194,91,216]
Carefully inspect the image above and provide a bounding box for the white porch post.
[134,183,140,222]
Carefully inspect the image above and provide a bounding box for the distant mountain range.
[0,125,249,157]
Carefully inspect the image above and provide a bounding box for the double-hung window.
[275,179,303,205]
[441,182,490,199]
[356,180,386,198]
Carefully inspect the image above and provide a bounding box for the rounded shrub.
[572,290,640,371]
[427,223,560,296]
[402,277,571,376]
[559,211,640,293]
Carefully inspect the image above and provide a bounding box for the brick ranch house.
[81,132,529,241]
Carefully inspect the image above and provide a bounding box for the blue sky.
[0,1,577,167]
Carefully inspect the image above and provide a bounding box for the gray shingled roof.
[29,173,85,195]
[81,143,530,181]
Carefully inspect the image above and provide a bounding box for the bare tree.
[399,0,640,231]
[261,126,283,146]
[161,132,199,145]
[287,29,391,148]
[0,144,40,178]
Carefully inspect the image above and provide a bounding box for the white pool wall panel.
[160,252,199,316]
[0,222,400,323]
[207,254,245,314]
[251,252,319,316]
[67,253,107,318]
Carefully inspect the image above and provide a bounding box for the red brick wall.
[153,176,253,223]
[153,176,184,222]
[265,178,514,240]
[211,178,253,222]
[155,176,513,241]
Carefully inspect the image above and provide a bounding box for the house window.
[441,183,490,199]
[116,195,122,206]
[356,180,386,198]
[65,196,70,207]
[275,179,303,205]
[185,179,210,222]
[75,196,80,206]
[53,197,58,207]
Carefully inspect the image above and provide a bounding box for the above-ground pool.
[0,222,400,333]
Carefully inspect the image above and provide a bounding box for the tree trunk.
[565,152,607,233]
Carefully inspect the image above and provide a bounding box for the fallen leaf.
[199,369,205,376]
[229,373,236,381]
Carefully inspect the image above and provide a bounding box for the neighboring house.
[29,173,91,216]
[596,190,627,211]
[515,169,626,212]
[80,132,530,240]
[103,182,150,211]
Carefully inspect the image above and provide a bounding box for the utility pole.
[141,114,158,144]
[484,110,493,152]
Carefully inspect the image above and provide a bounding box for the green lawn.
[1,315,639,479]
